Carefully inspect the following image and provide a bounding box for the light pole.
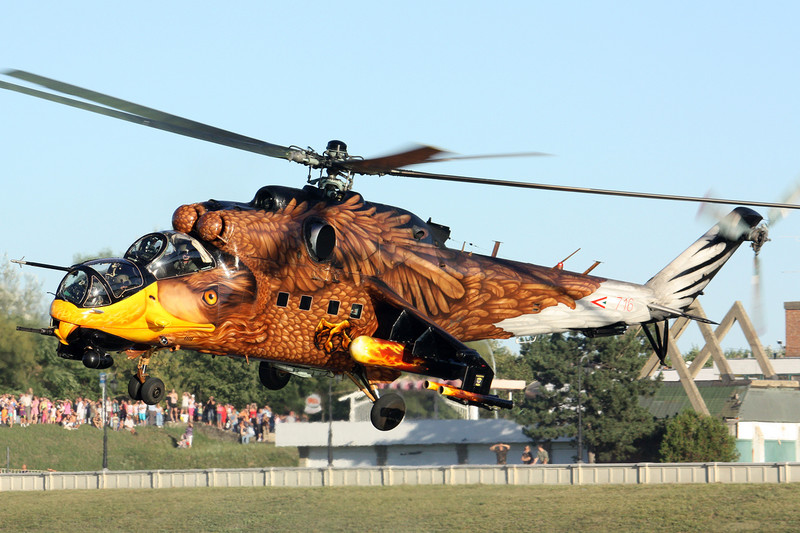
[327,381,333,467]
[100,372,108,470]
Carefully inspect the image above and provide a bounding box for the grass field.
[0,422,297,471]
[2,483,800,532]
[2,425,800,531]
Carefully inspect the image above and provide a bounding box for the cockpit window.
[57,270,89,305]
[56,259,144,307]
[90,260,144,299]
[125,234,165,264]
[125,232,215,279]
[84,277,112,308]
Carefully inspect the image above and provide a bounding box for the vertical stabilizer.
[645,207,764,312]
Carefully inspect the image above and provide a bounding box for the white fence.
[1,462,798,491]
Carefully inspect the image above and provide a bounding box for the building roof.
[640,381,749,419]
[654,358,800,381]
[738,388,800,423]
[276,419,529,447]
[641,381,800,423]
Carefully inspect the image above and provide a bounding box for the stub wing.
[352,279,512,410]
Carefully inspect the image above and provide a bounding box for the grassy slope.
[0,423,297,471]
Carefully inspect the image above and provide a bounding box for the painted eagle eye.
[202,289,218,306]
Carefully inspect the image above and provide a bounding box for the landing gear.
[370,393,406,432]
[127,347,166,405]
[128,374,165,405]
[128,375,143,401]
[346,368,407,431]
[259,361,291,390]
[642,320,670,365]
[140,377,165,404]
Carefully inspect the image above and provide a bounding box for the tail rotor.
[697,179,800,333]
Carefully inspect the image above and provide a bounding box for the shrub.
[659,410,738,462]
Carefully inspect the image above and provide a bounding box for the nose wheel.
[128,374,165,404]
[127,349,166,405]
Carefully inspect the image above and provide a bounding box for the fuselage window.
[350,303,363,319]
[276,292,290,308]
[327,300,340,315]
[299,295,313,311]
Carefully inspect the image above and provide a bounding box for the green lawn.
[2,484,800,532]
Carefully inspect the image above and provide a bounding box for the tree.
[659,410,739,462]
[0,257,49,392]
[513,331,661,463]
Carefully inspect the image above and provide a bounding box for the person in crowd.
[533,444,550,465]
[181,392,190,422]
[240,419,255,444]
[490,443,511,465]
[216,401,226,430]
[521,445,534,465]
[167,389,179,423]
[178,422,193,448]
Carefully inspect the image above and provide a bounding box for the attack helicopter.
[2,70,799,431]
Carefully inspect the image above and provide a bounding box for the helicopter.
[2,70,798,431]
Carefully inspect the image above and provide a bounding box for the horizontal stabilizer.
[646,303,717,324]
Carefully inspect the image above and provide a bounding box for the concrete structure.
[276,419,582,467]
[3,462,800,492]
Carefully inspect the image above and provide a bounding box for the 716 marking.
[614,297,635,312]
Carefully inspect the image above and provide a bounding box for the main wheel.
[259,362,291,390]
[140,377,165,405]
[128,375,143,401]
[370,393,406,431]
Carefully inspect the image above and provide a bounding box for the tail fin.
[645,207,765,312]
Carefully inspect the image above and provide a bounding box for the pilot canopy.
[125,231,215,279]
[56,232,216,309]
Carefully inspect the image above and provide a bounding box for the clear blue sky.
[2,2,799,354]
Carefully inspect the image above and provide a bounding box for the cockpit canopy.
[56,232,216,309]
[57,259,145,308]
[125,231,215,279]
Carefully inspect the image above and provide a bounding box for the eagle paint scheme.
[0,69,782,430]
[48,183,765,429]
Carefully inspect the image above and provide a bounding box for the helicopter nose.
[50,281,215,346]
[54,321,79,344]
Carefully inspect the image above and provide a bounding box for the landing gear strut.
[127,348,166,405]
[347,368,407,431]
[642,320,670,365]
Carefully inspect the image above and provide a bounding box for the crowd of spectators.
[0,389,304,445]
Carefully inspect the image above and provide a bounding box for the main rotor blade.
[389,168,800,210]
[1,70,298,161]
[342,145,448,175]
[428,151,552,162]
[343,147,551,175]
